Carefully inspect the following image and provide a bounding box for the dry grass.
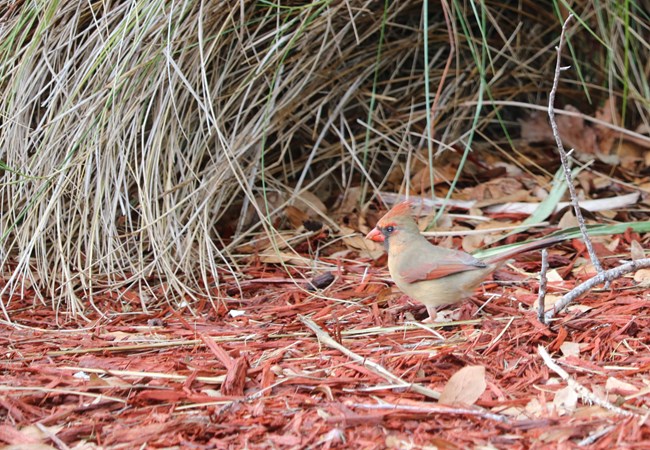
[0,0,648,319]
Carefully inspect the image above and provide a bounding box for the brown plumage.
[366,201,560,321]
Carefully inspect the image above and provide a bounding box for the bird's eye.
[385,225,394,233]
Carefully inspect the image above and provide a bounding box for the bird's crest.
[378,200,413,224]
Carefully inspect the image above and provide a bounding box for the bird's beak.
[365,227,384,242]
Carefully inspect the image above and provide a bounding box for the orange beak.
[365,227,384,242]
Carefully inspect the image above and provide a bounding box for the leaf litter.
[3,130,650,448]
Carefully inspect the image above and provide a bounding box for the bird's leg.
[423,305,439,323]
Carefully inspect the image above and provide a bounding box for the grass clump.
[0,1,647,320]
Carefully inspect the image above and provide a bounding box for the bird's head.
[365,201,420,249]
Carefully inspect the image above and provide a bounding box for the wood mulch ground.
[2,229,650,449]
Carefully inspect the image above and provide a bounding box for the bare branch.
[537,249,549,324]
[547,14,605,280]
[299,315,441,400]
[544,258,650,321]
[350,402,510,424]
[538,346,638,417]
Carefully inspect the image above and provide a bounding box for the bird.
[365,200,561,322]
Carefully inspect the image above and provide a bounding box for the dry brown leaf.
[521,107,599,155]
[337,186,362,215]
[533,293,562,312]
[606,237,620,253]
[559,342,581,358]
[539,425,578,443]
[572,260,599,278]
[285,205,309,229]
[552,386,578,415]
[546,269,565,283]
[630,240,645,260]
[495,406,527,419]
[557,209,579,229]
[594,97,622,154]
[419,212,453,231]
[259,252,312,265]
[605,377,639,394]
[410,161,460,195]
[633,268,650,285]
[524,398,546,418]
[244,191,284,226]
[461,233,484,253]
[565,304,593,314]
[340,226,384,259]
[438,365,486,406]
[463,177,528,205]
[296,190,327,213]
[615,141,646,169]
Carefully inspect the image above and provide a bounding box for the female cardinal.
[365,201,559,321]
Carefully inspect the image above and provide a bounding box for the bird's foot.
[424,305,460,323]
[424,305,439,323]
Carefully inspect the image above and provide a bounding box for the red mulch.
[2,240,650,449]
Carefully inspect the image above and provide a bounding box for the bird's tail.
[481,235,566,265]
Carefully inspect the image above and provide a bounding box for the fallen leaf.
[606,237,620,253]
[285,205,309,228]
[461,233,484,253]
[546,269,564,282]
[606,377,639,394]
[337,187,363,215]
[572,261,599,278]
[558,210,579,229]
[259,252,312,265]
[594,96,622,154]
[464,177,529,206]
[340,226,384,259]
[552,385,578,415]
[614,140,646,170]
[565,304,592,314]
[559,342,581,358]
[244,191,285,226]
[524,398,546,417]
[439,365,486,406]
[521,107,599,156]
[495,406,527,420]
[294,190,327,214]
[533,294,562,312]
[633,269,650,286]
[539,425,579,443]
[630,240,645,260]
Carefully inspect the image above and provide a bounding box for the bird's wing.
[398,249,488,283]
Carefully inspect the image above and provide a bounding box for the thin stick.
[299,315,441,400]
[547,14,604,280]
[537,249,549,324]
[350,402,510,424]
[577,425,617,447]
[35,422,71,450]
[538,346,637,417]
[56,366,226,385]
[544,257,650,321]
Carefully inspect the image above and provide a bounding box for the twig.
[56,366,226,385]
[350,402,510,424]
[299,315,441,400]
[35,422,71,450]
[547,14,605,281]
[537,346,637,417]
[537,249,549,324]
[577,425,616,447]
[544,258,650,321]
